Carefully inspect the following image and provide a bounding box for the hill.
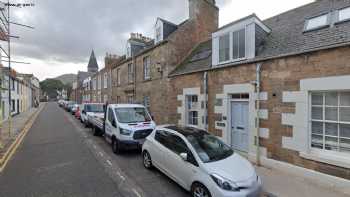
[54,74,76,85]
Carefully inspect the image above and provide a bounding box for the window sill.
[215,57,248,67]
[143,78,152,82]
[300,149,350,169]
[334,18,350,26]
[303,24,330,33]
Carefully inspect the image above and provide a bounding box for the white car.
[80,103,104,127]
[142,125,262,197]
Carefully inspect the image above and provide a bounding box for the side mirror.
[111,119,117,128]
[180,153,188,161]
[151,115,155,120]
[82,110,86,114]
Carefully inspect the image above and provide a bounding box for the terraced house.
[111,0,218,123]
[0,67,40,121]
[86,53,120,103]
[169,0,350,190]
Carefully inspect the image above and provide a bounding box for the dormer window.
[305,14,329,31]
[338,7,350,22]
[232,29,246,59]
[155,19,163,44]
[219,34,230,62]
[212,14,270,67]
[218,28,246,64]
[126,43,131,58]
[154,18,177,44]
[156,27,162,43]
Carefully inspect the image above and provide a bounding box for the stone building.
[169,0,350,191]
[111,0,219,124]
[71,50,98,103]
[82,53,122,103]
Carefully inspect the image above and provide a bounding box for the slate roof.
[171,40,212,75]
[170,0,350,76]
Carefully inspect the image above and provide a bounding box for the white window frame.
[104,73,108,89]
[218,33,230,63]
[232,29,246,60]
[126,43,132,58]
[156,26,162,43]
[117,68,121,86]
[218,27,247,64]
[186,95,199,126]
[305,13,329,31]
[98,75,102,90]
[143,56,151,80]
[310,91,350,154]
[338,6,350,22]
[188,111,199,126]
[128,63,134,84]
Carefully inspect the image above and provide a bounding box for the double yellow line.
[0,103,46,173]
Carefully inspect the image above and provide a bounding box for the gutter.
[203,72,208,130]
[169,41,350,78]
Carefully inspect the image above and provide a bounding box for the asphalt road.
[0,103,189,197]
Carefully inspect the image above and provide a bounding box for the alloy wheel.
[193,185,210,197]
[143,151,152,168]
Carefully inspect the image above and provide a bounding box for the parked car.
[71,104,79,115]
[142,125,262,197]
[66,101,76,112]
[75,105,81,119]
[80,103,104,127]
[58,100,65,107]
[104,104,156,153]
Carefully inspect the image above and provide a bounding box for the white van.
[104,104,156,154]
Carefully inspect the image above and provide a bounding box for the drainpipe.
[133,56,137,103]
[256,63,262,166]
[203,72,208,130]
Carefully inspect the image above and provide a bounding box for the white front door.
[231,101,249,152]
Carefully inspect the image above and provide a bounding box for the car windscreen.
[186,133,233,163]
[114,107,151,123]
[85,104,104,113]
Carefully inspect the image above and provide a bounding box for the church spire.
[87,50,99,73]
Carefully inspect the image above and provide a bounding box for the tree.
[40,79,65,99]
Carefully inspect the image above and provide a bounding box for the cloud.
[6,0,310,80]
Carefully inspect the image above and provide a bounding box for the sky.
[6,0,314,81]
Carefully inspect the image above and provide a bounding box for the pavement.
[0,102,349,197]
[256,166,349,197]
[0,104,43,159]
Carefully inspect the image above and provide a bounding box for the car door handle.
[237,126,244,130]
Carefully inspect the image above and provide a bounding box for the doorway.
[230,101,249,152]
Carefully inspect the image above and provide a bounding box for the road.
[0,102,189,197]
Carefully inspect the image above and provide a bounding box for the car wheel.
[143,151,152,169]
[112,138,120,154]
[191,183,211,197]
